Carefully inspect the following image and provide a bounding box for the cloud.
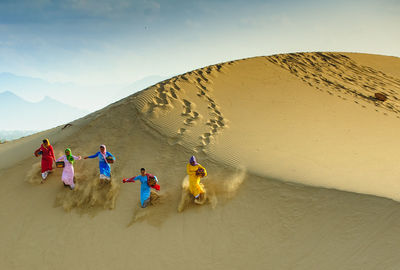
[0,0,163,24]
[0,0,399,93]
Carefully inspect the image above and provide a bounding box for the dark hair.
[42,139,47,144]
[141,168,145,171]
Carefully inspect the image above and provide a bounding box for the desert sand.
[1,52,400,269]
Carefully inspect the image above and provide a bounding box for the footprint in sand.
[267,52,400,116]
[200,133,212,146]
[144,78,191,114]
[178,128,186,135]
[140,61,230,153]
[170,88,178,99]
[181,99,201,127]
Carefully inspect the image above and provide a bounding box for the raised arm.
[73,155,82,160]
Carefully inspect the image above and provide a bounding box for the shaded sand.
[1,52,400,269]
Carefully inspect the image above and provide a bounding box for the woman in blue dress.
[122,168,160,208]
[84,144,115,181]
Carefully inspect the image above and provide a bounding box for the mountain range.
[0,91,88,132]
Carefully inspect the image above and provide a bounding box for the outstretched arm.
[122,176,138,183]
[84,152,99,159]
[56,156,64,162]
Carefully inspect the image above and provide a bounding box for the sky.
[0,0,399,111]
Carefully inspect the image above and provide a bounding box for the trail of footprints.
[144,78,182,112]
[143,61,235,152]
[267,52,400,117]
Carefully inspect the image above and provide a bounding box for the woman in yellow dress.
[186,156,207,204]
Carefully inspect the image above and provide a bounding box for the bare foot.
[194,193,206,205]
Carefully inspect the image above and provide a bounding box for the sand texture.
[1,52,400,269]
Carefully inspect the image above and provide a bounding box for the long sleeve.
[56,155,65,162]
[34,147,41,156]
[87,152,99,159]
[73,155,81,160]
[124,176,136,183]
[49,146,55,159]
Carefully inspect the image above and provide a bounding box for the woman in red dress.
[34,138,56,181]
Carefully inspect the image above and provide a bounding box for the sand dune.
[1,52,400,269]
[129,52,400,201]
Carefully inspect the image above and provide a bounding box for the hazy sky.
[0,0,399,109]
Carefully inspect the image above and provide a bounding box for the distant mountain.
[0,72,165,111]
[0,91,88,131]
[0,130,36,141]
[0,72,72,102]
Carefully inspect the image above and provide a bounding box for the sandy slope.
[1,52,400,269]
[134,52,400,201]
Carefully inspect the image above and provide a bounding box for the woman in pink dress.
[56,148,81,190]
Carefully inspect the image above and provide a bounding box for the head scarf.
[189,156,198,165]
[43,138,50,148]
[65,148,74,164]
[100,145,107,162]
